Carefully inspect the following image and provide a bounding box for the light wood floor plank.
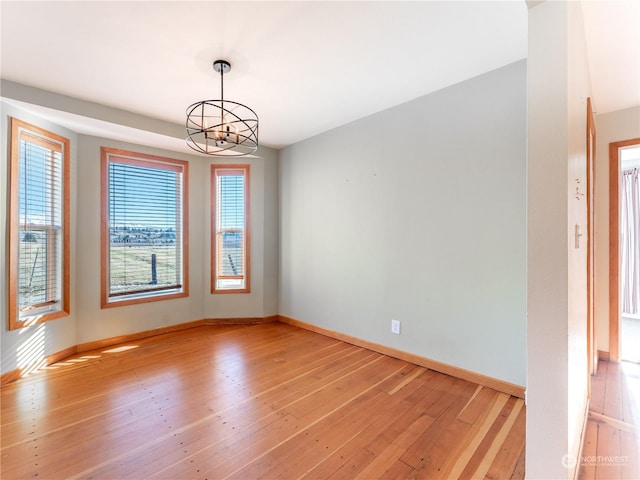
[590,360,608,415]
[319,399,432,478]
[620,362,640,426]
[471,398,525,478]
[620,429,640,479]
[580,359,640,480]
[511,449,526,479]
[439,391,509,478]
[484,404,527,480]
[603,362,623,421]
[1,323,525,479]
[579,421,599,480]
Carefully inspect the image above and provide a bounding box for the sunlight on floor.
[45,355,101,369]
[103,345,139,354]
[17,344,138,378]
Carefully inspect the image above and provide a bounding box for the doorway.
[609,138,640,363]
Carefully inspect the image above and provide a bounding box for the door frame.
[586,98,597,378]
[609,137,640,362]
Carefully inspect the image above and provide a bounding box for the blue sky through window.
[19,141,61,226]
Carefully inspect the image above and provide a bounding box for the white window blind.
[9,118,70,329]
[18,134,63,310]
[103,151,187,304]
[212,166,249,292]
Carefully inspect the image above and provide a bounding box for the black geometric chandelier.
[186,59,259,156]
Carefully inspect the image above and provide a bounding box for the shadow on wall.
[13,322,47,377]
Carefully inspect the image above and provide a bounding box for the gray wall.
[3,61,525,388]
[279,60,527,386]
[75,136,278,344]
[1,92,279,374]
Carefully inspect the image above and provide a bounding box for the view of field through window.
[107,159,183,297]
[17,135,64,312]
[18,230,57,308]
[213,166,248,292]
[109,235,178,294]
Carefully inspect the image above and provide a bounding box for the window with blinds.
[212,165,250,293]
[101,148,189,307]
[8,118,70,330]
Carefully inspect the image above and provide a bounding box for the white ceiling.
[1,1,638,152]
[581,0,640,116]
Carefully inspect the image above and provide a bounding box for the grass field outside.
[18,238,50,307]
[109,244,179,293]
[18,234,180,307]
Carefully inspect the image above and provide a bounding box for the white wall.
[526,2,590,478]
[594,106,640,352]
[566,0,591,469]
[279,60,527,387]
[1,87,279,373]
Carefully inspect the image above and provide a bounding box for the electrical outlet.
[391,319,401,335]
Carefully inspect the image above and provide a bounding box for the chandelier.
[186,60,259,156]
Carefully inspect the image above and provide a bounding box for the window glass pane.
[9,118,69,329]
[18,142,63,309]
[212,166,249,292]
[102,149,188,306]
[108,163,182,296]
[218,174,245,277]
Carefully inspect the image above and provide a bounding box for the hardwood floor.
[579,360,640,480]
[1,323,525,479]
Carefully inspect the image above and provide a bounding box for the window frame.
[8,118,70,330]
[211,164,250,294]
[100,147,189,308]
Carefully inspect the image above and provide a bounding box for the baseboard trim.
[77,317,278,352]
[2,314,524,398]
[2,316,281,384]
[1,345,77,386]
[573,397,591,480]
[76,319,208,353]
[278,315,525,399]
[597,350,610,361]
[204,315,279,326]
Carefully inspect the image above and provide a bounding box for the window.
[8,118,70,330]
[211,165,250,293]
[101,148,188,307]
